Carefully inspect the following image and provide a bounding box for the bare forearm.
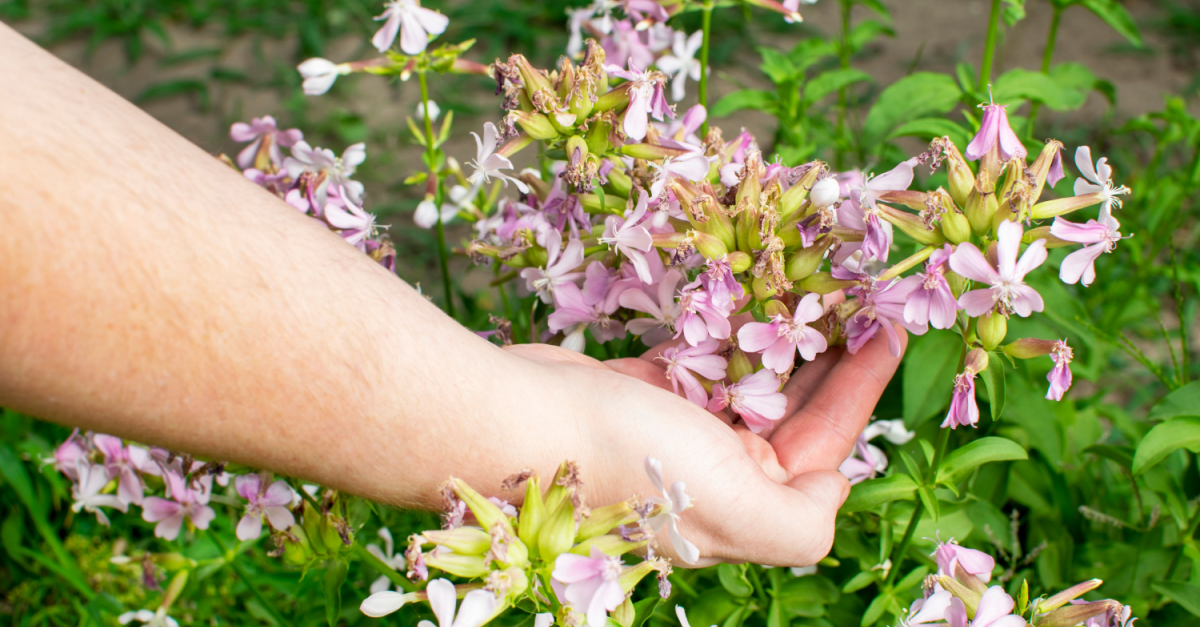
[0,23,580,508]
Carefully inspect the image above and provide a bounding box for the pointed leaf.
[981,352,1006,420]
[936,437,1028,485]
[1132,416,1200,475]
[1079,0,1144,47]
[840,474,919,514]
[1148,381,1200,422]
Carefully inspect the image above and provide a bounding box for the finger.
[731,424,787,483]
[769,324,908,478]
[504,343,609,369]
[605,357,675,394]
[779,346,843,416]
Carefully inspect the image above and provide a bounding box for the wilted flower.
[372,0,450,55]
[1046,340,1073,401]
[606,63,673,141]
[943,350,989,430]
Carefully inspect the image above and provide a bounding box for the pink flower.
[648,150,710,201]
[70,461,127,526]
[621,268,684,345]
[548,274,626,352]
[943,370,980,429]
[842,158,917,263]
[51,429,88,481]
[900,244,960,330]
[602,20,655,74]
[950,220,1047,317]
[644,456,700,564]
[902,590,956,626]
[605,62,673,141]
[372,0,449,55]
[965,103,1026,162]
[946,586,1025,627]
[838,437,887,485]
[1050,215,1122,287]
[657,338,727,407]
[284,141,366,203]
[708,369,787,433]
[93,434,151,506]
[675,287,732,346]
[842,274,926,358]
[323,186,378,251]
[229,116,303,169]
[553,547,626,627]
[1046,340,1073,401]
[234,474,296,541]
[142,471,216,541]
[699,256,745,308]
[737,293,828,374]
[1073,146,1130,222]
[933,539,995,582]
[600,191,656,283]
[467,123,530,194]
[521,237,586,304]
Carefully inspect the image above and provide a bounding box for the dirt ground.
[5,0,1198,288]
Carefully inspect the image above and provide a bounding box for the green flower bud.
[585,114,614,155]
[938,576,982,618]
[785,238,830,281]
[727,251,752,273]
[1029,192,1104,220]
[606,167,633,198]
[422,527,492,555]
[507,110,559,141]
[1037,579,1104,614]
[619,143,693,160]
[964,177,998,237]
[537,500,578,562]
[570,534,646,557]
[727,349,754,383]
[778,163,823,220]
[452,477,516,536]
[941,139,975,207]
[1003,338,1058,360]
[611,598,635,627]
[576,501,637,541]
[751,276,777,300]
[1037,600,1123,627]
[799,272,857,295]
[517,475,547,552]
[593,83,632,113]
[877,204,946,246]
[976,311,1007,351]
[425,552,490,578]
[302,507,328,556]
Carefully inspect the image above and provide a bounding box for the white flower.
[861,418,915,445]
[362,577,496,624]
[284,142,367,203]
[467,123,529,193]
[790,565,818,577]
[71,461,127,526]
[656,31,704,102]
[418,100,441,122]
[809,177,840,208]
[366,527,407,594]
[118,609,179,627]
[415,185,476,229]
[644,456,699,564]
[372,0,450,55]
[1073,145,1130,222]
[297,58,350,96]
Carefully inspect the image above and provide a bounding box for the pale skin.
[0,23,906,568]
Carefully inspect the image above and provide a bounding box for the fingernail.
[837,482,851,508]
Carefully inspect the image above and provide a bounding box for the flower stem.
[1027,5,1062,140]
[352,542,415,592]
[419,70,455,319]
[884,426,951,588]
[978,0,1003,93]
[698,0,714,136]
[835,0,852,170]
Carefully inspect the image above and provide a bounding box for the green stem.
[1026,6,1061,139]
[698,0,713,136]
[978,0,1003,93]
[884,427,951,588]
[352,543,415,592]
[420,70,455,319]
[208,531,289,626]
[835,0,852,170]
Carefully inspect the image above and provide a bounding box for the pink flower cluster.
[50,430,295,542]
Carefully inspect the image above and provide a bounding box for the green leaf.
[1132,416,1200,475]
[936,437,1028,485]
[888,118,971,148]
[712,89,777,117]
[898,451,922,480]
[894,566,931,592]
[1152,581,1200,617]
[804,69,872,105]
[841,570,877,593]
[135,79,211,110]
[1079,0,1144,47]
[767,601,786,627]
[902,334,961,427]
[631,596,662,627]
[992,69,1086,111]
[1002,0,1026,26]
[861,592,892,627]
[840,474,918,514]
[719,563,754,597]
[919,439,936,466]
[759,47,798,84]
[1149,381,1200,421]
[324,560,349,627]
[1083,444,1134,471]
[786,39,837,75]
[779,575,838,607]
[918,485,940,521]
[862,73,962,149]
[981,352,1006,420]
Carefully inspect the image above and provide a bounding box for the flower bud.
[576,501,637,541]
[1029,192,1103,220]
[578,194,620,215]
[938,576,982,617]
[619,560,666,594]
[611,598,635,627]
[593,82,632,113]
[161,570,189,612]
[605,167,634,198]
[1037,600,1123,627]
[321,515,349,552]
[537,500,578,562]
[619,143,693,160]
[1003,338,1058,360]
[799,272,857,295]
[507,110,560,141]
[735,152,763,213]
[452,477,516,536]
[976,311,1007,351]
[422,527,493,555]
[727,251,753,273]
[940,139,975,207]
[282,528,312,566]
[810,177,840,209]
[510,54,554,100]
[425,551,490,578]
[965,347,990,375]
[1037,579,1104,613]
[302,507,328,556]
[153,552,194,571]
[877,204,946,246]
[570,534,646,557]
[487,567,530,600]
[785,238,829,281]
[778,165,824,219]
[751,276,777,300]
[964,178,998,237]
[518,475,547,550]
[691,230,729,259]
[934,189,971,245]
[1027,139,1064,204]
[585,114,614,155]
[727,349,754,383]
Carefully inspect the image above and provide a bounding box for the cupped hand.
[502,321,906,568]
